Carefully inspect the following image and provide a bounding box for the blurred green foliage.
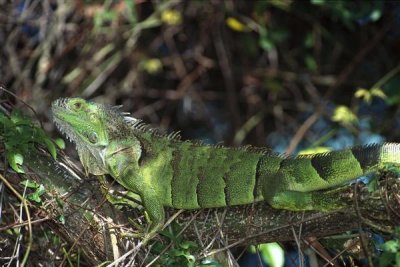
[379,228,400,267]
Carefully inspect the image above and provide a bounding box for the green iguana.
[52,97,400,241]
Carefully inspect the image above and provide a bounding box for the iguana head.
[52,97,125,174]
[52,98,109,147]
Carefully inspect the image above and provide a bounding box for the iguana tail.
[260,143,400,211]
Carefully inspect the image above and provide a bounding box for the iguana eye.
[73,102,82,110]
[88,132,98,143]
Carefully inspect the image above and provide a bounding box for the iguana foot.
[125,218,159,245]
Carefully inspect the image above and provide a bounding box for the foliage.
[331,106,359,128]
[0,110,64,173]
[20,179,46,204]
[379,228,400,267]
[355,88,386,104]
[150,223,200,266]
[249,243,285,267]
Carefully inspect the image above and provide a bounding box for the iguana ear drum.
[87,132,98,144]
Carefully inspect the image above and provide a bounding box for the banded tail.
[262,143,400,211]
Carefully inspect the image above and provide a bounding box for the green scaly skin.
[52,97,400,242]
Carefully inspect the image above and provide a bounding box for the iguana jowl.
[52,97,400,240]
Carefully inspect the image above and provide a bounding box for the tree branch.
[6,148,398,265]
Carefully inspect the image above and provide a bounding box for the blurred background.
[2,0,400,153]
[1,1,400,265]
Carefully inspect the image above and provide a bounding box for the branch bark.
[5,148,399,265]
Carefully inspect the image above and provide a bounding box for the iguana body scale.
[52,97,400,240]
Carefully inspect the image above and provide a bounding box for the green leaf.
[8,153,24,173]
[140,58,163,74]
[2,109,58,172]
[161,9,182,26]
[381,240,400,253]
[355,88,370,100]
[22,182,45,203]
[179,240,198,250]
[36,184,45,195]
[371,88,386,99]
[56,196,65,209]
[367,177,378,192]
[379,252,395,267]
[355,88,386,104]
[44,138,57,159]
[0,113,12,129]
[370,9,382,22]
[259,27,274,51]
[10,110,30,125]
[54,138,65,149]
[250,243,284,267]
[27,191,42,203]
[20,179,39,189]
[311,0,325,5]
[331,105,358,126]
[226,17,249,32]
[124,0,137,25]
[305,55,317,71]
[304,32,314,48]
[201,259,223,267]
[57,215,66,225]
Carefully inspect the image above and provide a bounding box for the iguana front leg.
[97,174,142,209]
[105,141,165,242]
[118,169,165,242]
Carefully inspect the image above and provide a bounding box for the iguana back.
[133,133,400,211]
